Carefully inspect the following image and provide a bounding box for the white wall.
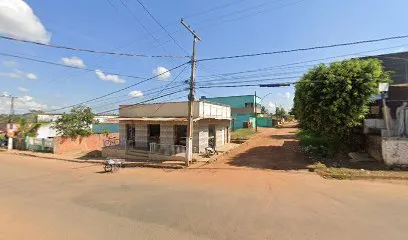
[120,101,231,119]
[36,123,58,138]
[382,138,408,165]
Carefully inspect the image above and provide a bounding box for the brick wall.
[54,133,119,155]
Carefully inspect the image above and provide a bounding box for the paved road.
[1,151,408,240]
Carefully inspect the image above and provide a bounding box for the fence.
[149,142,186,161]
[13,137,54,152]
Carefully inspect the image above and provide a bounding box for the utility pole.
[1,94,17,151]
[9,96,17,123]
[181,18,201,166]
[255,91,258,132]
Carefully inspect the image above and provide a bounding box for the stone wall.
[382,138,408,165]
[366,135,383,161]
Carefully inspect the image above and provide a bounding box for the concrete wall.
[119,119,230,154]
[382,138,408,165]
[119,101,230,119]
[54,133,119,155]
[37,123,58,138]
[203,95,261,108]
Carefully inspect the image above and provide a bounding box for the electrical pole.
[9,96,17,123]
[255,91,258,132]
[181,18,201,166]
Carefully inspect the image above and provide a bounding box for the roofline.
[119,100,231,108]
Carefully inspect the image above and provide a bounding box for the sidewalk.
[0,149,186,169]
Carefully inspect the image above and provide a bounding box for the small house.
[113,101,231,157]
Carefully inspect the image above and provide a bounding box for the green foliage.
[231,128,256,139]
[52,105,94,137]
[274,107,287,119]
[17,118,41,138]
[260,106,268,114]
[294,58,391,145]
[296,130,337,158]
[102,129,111,135]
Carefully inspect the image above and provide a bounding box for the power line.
[0,52,146,80]
[197,44,408,79]
[197,35,408,62]
[135,0,188,54]
[95,89,184,115]
[0,35,188,59]
[183,0,248,19]
[49,61,190,112]
[197,0,305,30]
[90,66,189,111]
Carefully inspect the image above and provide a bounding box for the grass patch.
[311,162,408,180]
[296,129,338,158]
[231,128,256,140]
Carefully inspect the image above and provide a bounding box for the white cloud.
[153,66,171,80]
[0,0,51,43]
[0,95,47,113]
[18,87,29,92]
[278,92,291,100]
[268,102,276,112]
[0,69,37,80]
[128,90,143,98]
[2,60,17,68]
[61,57,86,68]
[95,69,125,84]
[26,72,37,80]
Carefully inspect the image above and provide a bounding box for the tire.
[104,164,112,172]
[104,140,111,147]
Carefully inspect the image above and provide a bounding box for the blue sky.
[0,0,407,114]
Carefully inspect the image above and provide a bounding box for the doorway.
[208,124,216,147]
[126,124,135,148]
[148,124,160,146]
[174,125,187,146]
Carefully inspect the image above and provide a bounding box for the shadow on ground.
[226,140,308,170]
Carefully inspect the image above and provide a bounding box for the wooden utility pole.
[181,19,201,166]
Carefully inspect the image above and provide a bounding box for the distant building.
[36,114,118,138]
[201,95,261,130]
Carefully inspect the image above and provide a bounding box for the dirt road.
[206,125,307,170]
[1,149,408,239]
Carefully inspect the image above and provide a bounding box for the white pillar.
[7,137,13,150]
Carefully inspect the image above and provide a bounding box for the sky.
[0,0,407,114]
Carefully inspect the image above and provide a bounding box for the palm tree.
[17,118,41,138]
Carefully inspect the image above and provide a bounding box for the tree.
[260,106,268,114]
[275,107,287,119]
[294,58,391,144]
[52,105,94,137]
[17,118,40,138]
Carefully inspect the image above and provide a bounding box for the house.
[113,101,231,156]
[36,114,118,138]
[362,52,408,165]
[200,95,261,130]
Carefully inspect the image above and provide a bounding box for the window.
[245,102,254,108]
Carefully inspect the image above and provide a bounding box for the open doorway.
[174,125,187,146]
[148,124,160,146]
[126,124,135,148]
[208,124,216,147]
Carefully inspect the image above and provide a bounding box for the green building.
[201,95,261,130]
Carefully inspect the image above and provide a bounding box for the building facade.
[201,95,261,130]
[116,101,231,154]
